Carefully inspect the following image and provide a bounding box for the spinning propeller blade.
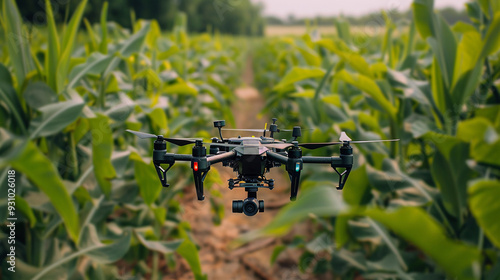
[126,129,200,146]
[350,139,400,144]
[297,132,399,150]
[298,142,342,149]
[126,129,241,148]
[126,129,157,139]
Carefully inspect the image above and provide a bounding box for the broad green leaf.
[452,31,482,87]
[335,19,351,44]
[469,180,500,248]
[259,185,347,235]
[177,222,207,280]
[23,82,57,109]
[450,60,483,109]
[10,141,80,241]
[84,18,98,52]
[343,165,372,206]
[45,0,60,91]
[162,82,198,96]
[336,70,397,120]
[134,231,182,254]
[431,143,471,221]
[0,63,26,133]
[78,224,131,263]
[56,0,88,92]
[99,1,109,54]
[2,0,35,88]
[146,19,162,49]
[413,0,457,89]
[457,117,500,166]
[32,225,131,280]
[366,158,433,203]
[89,114,116,196]
[366,218,408,271]
[365,207,481,280]
[29,99,84,139]
[428,15,457,89]
[118,21,151,58]
[273,67,325,91]
[15,195,36,227]
[270,245,286,265]
[412,0,435,39]
[339,51,372,78]
[131,153,162,205]
[430,58,447,116]
[298,47,321,67]
[479,12,500,59]
[67,53,114,89]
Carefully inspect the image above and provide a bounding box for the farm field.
[265,25,384,37]
[1,0,500,279]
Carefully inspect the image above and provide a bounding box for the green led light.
[295,162,300,172]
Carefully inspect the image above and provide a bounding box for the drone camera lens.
[242,198,259,216]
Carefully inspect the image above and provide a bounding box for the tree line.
[14,0,266,36]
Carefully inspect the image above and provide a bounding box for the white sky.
[252,0,469,18]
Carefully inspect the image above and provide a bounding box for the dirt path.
[176,56,307,280]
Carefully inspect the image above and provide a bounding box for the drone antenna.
[291,126,301,141]
[269,118,278,138]
[214,120,226,141]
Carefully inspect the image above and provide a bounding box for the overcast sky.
[252,0,469,18]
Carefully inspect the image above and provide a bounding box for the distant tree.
[14,0,265,36]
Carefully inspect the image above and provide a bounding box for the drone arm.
[207,150,236,165]
[174,154,193,161]
[302,145,353,190]
[302,156,335,164]
[266,151,288,164]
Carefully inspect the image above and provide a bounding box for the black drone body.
[127,119,398,216]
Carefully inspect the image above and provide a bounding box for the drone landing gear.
[232,184,265,216]
[154,163,173,188]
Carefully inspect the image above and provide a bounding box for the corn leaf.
[10,142,80,241]
[89,114,116,196]
[130,153,162,205]
[2,0,35,88]
[273,67,325,91]
[469,180,500,249]
[56,0,88,92]
[99,1,109,54]
[0,63,27,133]
[336,70,397,120]
[29,99,85,139]
[45,0,60,91]
[366,207,481,280]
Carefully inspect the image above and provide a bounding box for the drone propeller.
[126,130,158,139]
[126,129,201,146]
[297,132,399,150]
[222,128,292,133]
[126,129,240,148]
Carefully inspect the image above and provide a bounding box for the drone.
[127,119,398,216]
